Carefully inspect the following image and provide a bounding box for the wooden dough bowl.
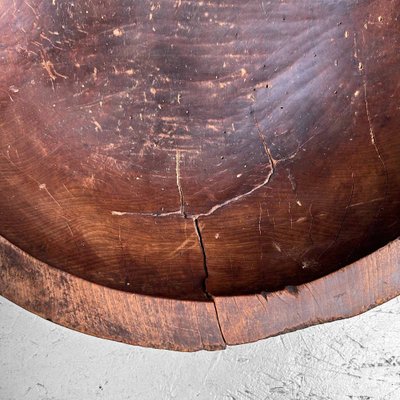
[0,0,399,351]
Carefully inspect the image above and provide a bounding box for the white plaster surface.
[1,295,400,400]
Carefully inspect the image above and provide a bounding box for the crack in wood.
[193,218,210,299]
[193,217,227,344]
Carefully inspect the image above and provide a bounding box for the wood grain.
[214,239,400,345]
[0,235,399,350]
[0,236,225,351]
[0,0,399,349]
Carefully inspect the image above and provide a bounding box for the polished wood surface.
[0,0,399,349]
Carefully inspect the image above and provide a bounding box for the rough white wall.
[1,295,400,400]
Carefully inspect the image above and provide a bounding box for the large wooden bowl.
[0,0,399,351]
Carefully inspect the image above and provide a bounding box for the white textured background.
[1,295,400,400]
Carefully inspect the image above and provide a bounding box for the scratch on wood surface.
[40,55,68,82]
[24,0,38,18]
[170,235,197,256]
[62,184,74,197]
[61,216,74,237]
[39,183,62,208]
[351,31,389,258]
[111,210,181,217]
[252,110,277,170]
[362,78,387,172]
[175,150,186,217]
[354,32,387,181]
[92,119,103,132]
[349,197,385,208]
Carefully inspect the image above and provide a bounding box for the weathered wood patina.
[0,0,399,350]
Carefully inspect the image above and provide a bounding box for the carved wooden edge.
[214,238,400,345]
[0,236,225,352]
[0,235,399,351]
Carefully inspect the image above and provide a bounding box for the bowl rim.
[0,235,398,351]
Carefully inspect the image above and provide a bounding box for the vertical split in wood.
[193,218,211,299]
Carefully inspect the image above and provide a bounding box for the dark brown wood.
[0,0,399,350]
